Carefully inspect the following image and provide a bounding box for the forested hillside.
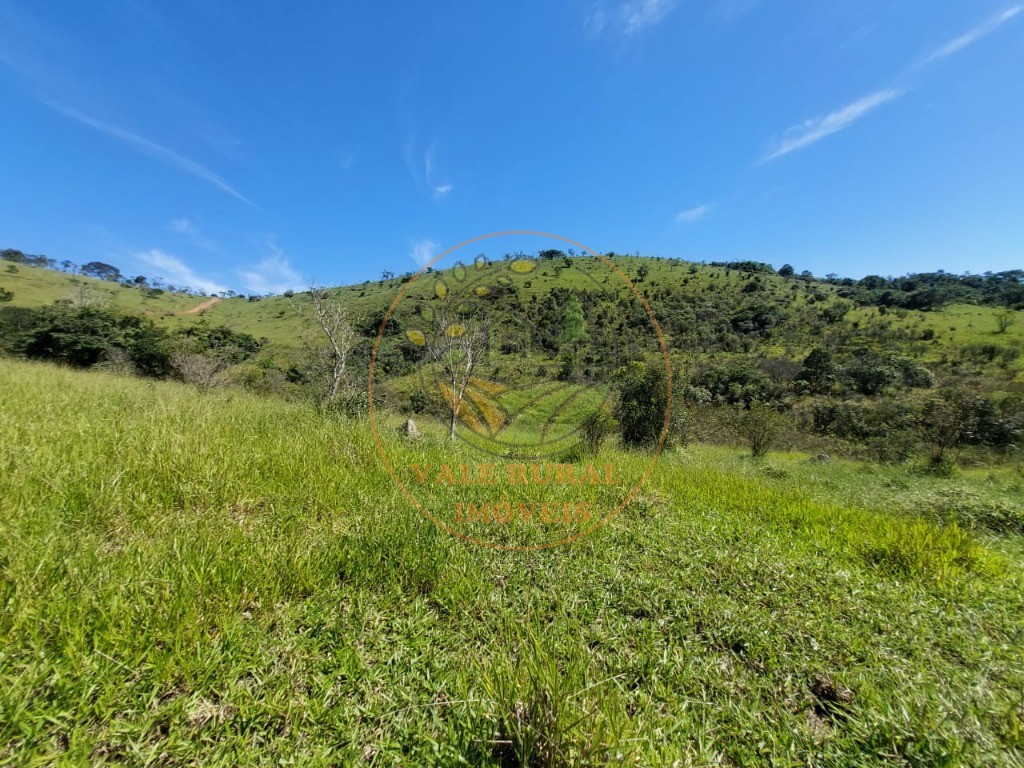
[2,247,1022,468]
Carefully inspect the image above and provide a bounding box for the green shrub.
[689,361,781,406]
[614,360,669,448]
[731,402,783,458]
[325,386,374,418]
[580,403,617,455]
[20,304,173,376]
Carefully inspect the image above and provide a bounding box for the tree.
[995,309,1015,334]
[689,363,779,406]
[174,323,261,364]
[25,305,121,366]
[732,402,782,458]
[426,310,488,439]
[778,264,795,277]
[636,264,649,282]
[0,288,13,303]
[81,261,122,282]
[845,355,899,396]
[920,389,984,467]
[798,348,835,393]
[614,361,670,447]
[291,285,362,404]
[0,249,27,263]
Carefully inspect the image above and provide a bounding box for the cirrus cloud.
[585,0,675,38]
[920,5,1023,66]
[676,204,712,223]
[238,239,305,295]
[135,249,228,295]
[409,238,440,268]
[763,89,903,162]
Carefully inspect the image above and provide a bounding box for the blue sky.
[1,1,1021,294]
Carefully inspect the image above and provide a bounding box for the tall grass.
[1,361,1022,766]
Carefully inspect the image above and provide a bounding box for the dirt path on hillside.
[180,297,222,315]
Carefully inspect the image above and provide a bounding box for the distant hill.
[4,249,1022,464]
[2,251,1021,372]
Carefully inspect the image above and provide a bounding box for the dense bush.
[22,305,172,376]
[580,403,617,455]
[687,362,783,407]
[921,389,1024,463]
[174,322,262,364]
[836,269,1024,310]
[811,398,923,453]
[0,303,260,381]
[614,361,670,447]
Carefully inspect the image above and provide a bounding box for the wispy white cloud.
[676,204,712,223]
[409,238,440,268]
[714,0,762,21]
[585,0,675,38]
[583,5,610,37]
[40,99,256,207]
[170,217,220,252]
[238,239,305,295]
[424,140,454,200]
[763,6,1023,163]
[763,89,902,162]
[136,249,227,295]
[622,0,675,34]
[405,137,455,200]
[238,256,304,295]
[921,5,1023,65]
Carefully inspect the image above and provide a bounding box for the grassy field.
[2,360,1023,765]
[0,266,204,317]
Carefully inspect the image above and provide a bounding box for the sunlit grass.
[1,360,1023,765]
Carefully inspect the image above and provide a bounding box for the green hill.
[2,252,1022,466]
[3,255,1022,365]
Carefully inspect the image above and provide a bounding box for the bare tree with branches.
[171,350,228,391]
[426,310,489,439]
[291,285,362,404]
[67,280,105,308]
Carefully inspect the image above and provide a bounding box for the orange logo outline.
[368,230,671,550]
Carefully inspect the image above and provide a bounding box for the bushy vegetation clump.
[0,302,262,382]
